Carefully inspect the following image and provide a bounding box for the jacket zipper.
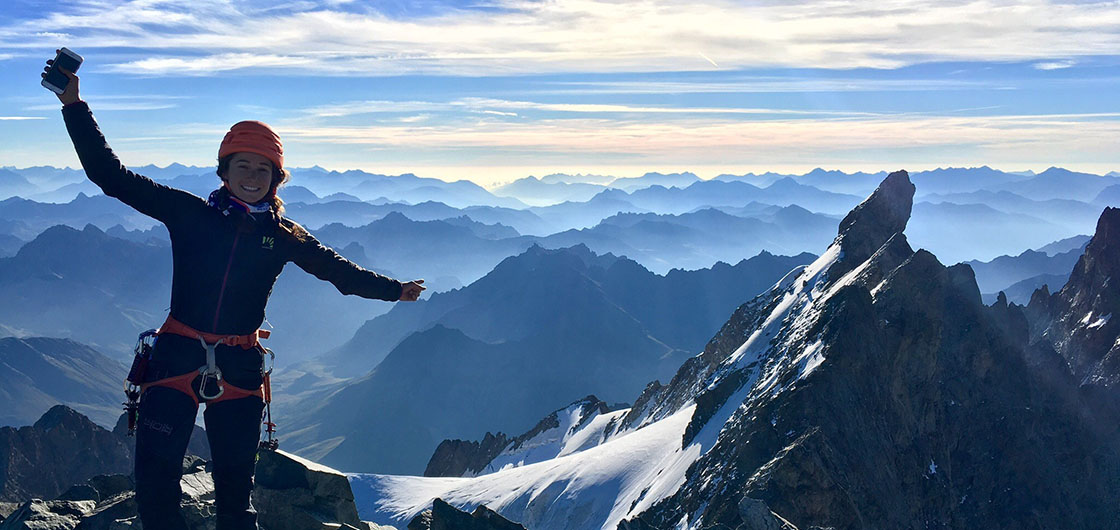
[211,232,241,332]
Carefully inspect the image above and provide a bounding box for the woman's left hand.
[400,279,425,301]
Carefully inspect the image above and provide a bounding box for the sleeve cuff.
[61,100,88,113]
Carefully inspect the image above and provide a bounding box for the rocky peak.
[424,396,614,478]
[32,405,93,432]
[1070,207,1120,288]
[1029,207,1120,390]
[835,170,915,265]
[612,173,1119,529]
[408,498,526,530]
[0,405,131,503]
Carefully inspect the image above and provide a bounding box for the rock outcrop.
[407,498,525,530]
[1027,206,1120,394]
[0,449,386,530]
[424,433,511,478]
[0,500,96,530]
[254,449,368,530]
[0,406,131,503]
[0,405,209,503]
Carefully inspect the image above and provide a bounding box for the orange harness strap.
[143,315,269,404]
[141,372,264,406]
[158,315,270,349]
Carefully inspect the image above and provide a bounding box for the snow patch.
[728,244,841,369]
[796,340,826,380]
[351,405,702,530]
[483,406,628,475]
[1088,313,1111,330]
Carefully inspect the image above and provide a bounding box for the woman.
[43,54,425,530]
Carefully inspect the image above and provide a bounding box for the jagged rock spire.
[823,170,915,282]
[835,170,915,264]
[1033,206,1120,388]
[1065,207,1120,297]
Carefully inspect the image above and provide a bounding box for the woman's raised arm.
[45,53,202,225]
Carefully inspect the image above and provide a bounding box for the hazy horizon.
[2,1,1119,187]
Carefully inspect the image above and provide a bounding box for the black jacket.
[62,101,402,340]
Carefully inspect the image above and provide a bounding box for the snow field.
[350,405,699,530]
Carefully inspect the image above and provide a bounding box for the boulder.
[0,499,95,530]
[86,476,133,502]
[0,503,19,524]
[253,449,364,530]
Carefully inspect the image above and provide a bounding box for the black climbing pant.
[135,385,265,530]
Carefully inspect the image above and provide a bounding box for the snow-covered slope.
[352,404,698,530]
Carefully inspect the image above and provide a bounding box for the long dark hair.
[216,154,291,214]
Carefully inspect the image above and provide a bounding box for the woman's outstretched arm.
[283,219,425,302]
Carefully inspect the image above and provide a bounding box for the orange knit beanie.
[218,121,283,170]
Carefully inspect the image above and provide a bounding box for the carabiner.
[197,336,225,401]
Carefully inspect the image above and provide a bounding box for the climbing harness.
[122,316,280,447]
[123,329,158,436]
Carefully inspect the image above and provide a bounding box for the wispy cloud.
[20,93,187,112]
[119,53,317,75]
[295,97,885,121]
[25,102,179,111]
[1033,59,1077,70]
[396,114,431,123]
[275,112,1120,157]
[4,1,1120,75]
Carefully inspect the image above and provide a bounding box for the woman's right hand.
[42,49,80,105]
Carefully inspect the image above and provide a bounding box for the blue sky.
[2,0,1119,186]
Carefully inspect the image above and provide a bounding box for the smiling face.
[222,152,274,204]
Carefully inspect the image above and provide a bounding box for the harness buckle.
[197,336,226,401]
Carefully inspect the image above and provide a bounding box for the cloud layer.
[3,0,1120,75]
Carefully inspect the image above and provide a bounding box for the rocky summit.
[1027,206,1120,395]
[618,170,1120,529]
[0,448,395,530]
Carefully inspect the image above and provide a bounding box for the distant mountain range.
[279,244,815,474]
[908,201,1080,263]
[967,241,1089,302]
[0,224,172,357]
[4,166,1117,270]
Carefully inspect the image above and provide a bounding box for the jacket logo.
[261,236,275,250]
